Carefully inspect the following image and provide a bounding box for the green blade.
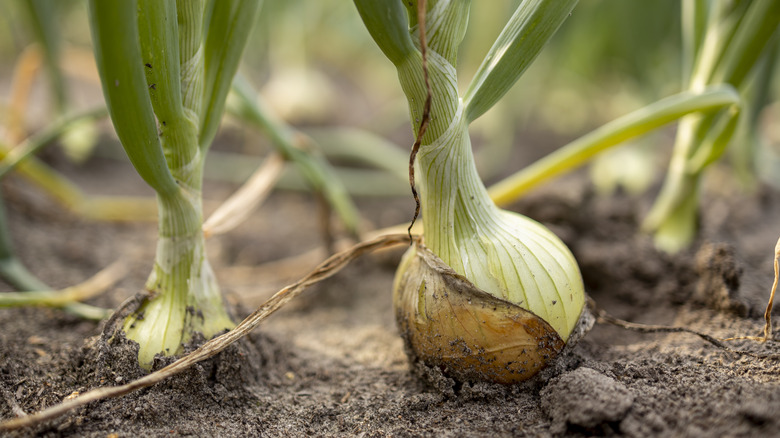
[711,0,780,87]
[138,0,202,180]
[464,0,578,123]
[0,107,107,179]
[88,0,178,196]
[230,77,362,236]
[353,0,417,66]
[681,0,709,81]
[137,0,184,125]
[199,0,262,150]
[488,85,740,206]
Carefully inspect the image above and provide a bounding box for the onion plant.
[88,0,261,367]
[355,0,585,382]
[642,0,780,253]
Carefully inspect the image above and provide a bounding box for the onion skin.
[394,241,567,384]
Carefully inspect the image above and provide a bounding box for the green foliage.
[644,0,780,252]
[201,0,263,149]
[464,0,578,123]
[88,0,179,196]
[352,0,416,66]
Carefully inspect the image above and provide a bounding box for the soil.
[2,142,780,437]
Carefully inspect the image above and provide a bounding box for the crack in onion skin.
[394,241,569,384]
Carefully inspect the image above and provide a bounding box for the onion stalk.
[88,0,261,367]
[355,0,584,382]
[642,0,780,253]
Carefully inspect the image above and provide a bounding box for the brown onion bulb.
[393,241,568,384]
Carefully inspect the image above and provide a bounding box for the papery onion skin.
[394,241,567,384]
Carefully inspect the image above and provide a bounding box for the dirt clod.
[541,367,634,435]
[694,242,748,316]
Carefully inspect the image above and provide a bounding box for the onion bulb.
[394,241,571,384]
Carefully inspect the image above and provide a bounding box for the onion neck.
[412,103,583,340]
[124,165,233,369]
[415,102,496,274]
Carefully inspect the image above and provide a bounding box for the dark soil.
[2,148,780,437]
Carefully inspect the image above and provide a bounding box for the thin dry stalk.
[589,298,780,360]
[0,234,410,432]
[762,237,780,340]
[221,222,421,304]
[408,0,432,240]
[203,152,285,238]
[0,259,127,307]
[4,44,42,144]
[722,237,779,343]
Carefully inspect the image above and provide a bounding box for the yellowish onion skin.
[393,241,568,384]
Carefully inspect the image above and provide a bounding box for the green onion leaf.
[88,0,178,196]
[200,0,263,150]
[488,85,740,205]
[464,0,578,123]
[137,0,184,125]
[711,0,780,87]
[353,0,417,66]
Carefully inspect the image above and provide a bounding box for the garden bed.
[1,151,779,437]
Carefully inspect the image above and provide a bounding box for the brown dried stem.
[761,237,780,341]
[407,0,432,241]
[722,237,779,343]
[589,298,780,360]
[202,152,285,239]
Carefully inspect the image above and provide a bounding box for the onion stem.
[643,1,780,252]
[88,0,260,367]
[488,85,740,206]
